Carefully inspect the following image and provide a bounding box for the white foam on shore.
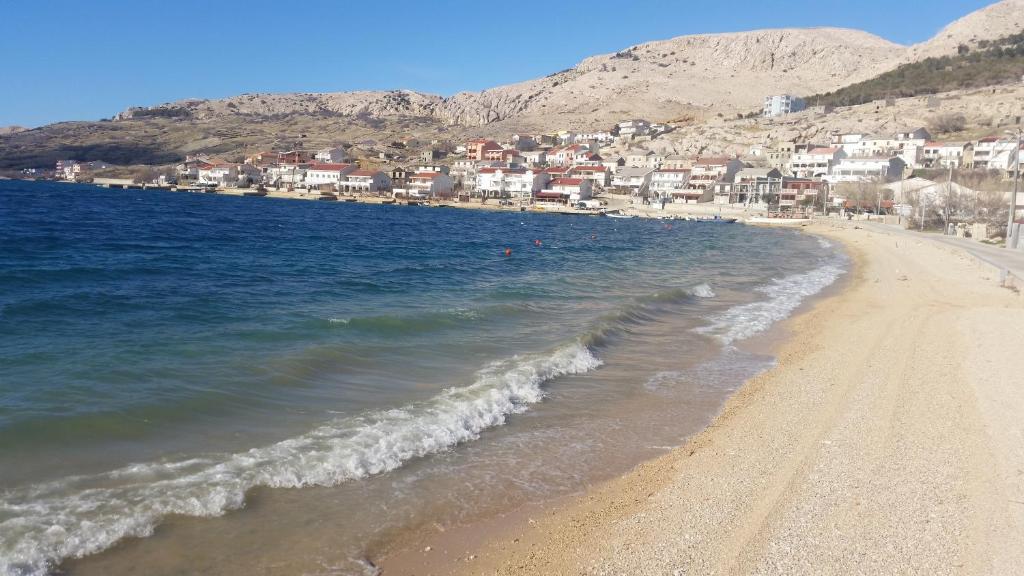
[0,344,600,576]
[695,263,844,345]
[691,283,716,298]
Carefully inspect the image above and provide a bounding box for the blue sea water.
[0,180,845,575]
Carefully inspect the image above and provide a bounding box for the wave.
[0,343,600,576]
[695,263,844,345]
[322,306,509,336]
[690,283,716,299]
[581,282,716,349]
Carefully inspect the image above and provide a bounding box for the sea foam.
[0,343,600,576]
[695,263,844,345]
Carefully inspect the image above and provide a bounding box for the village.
[46,93,1024,238]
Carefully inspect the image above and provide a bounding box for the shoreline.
[372,223,854,573]
[377,220,1024,575]
[42,178,811,223]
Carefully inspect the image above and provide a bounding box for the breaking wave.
[695,263,844,345]
[0,343,600,576]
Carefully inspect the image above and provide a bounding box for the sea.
[0,180,846,575]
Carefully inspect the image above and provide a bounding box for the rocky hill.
[2,0,1022,169]
[905,0,1024,60]
[115,27,902,129]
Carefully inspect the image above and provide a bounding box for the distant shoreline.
[16,178,817,225]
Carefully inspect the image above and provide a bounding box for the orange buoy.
[504,247,512,257]
[534,239,542,247]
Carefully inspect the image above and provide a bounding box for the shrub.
[930,113,966,133]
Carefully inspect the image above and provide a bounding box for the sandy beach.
[381,221,1024,575]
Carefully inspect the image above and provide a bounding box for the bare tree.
[929,113,966,134]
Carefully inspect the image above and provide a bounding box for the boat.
[603,210,634,219]
[692,215,737,223]
[344,197,358,202]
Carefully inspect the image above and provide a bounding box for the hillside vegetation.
[807,31,1024,107]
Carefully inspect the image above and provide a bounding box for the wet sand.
[380,221,1024,575]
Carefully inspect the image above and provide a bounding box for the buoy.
[504,247,512,257]
[534,239,542,247]
[591,234,597,240]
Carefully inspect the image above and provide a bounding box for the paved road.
[859,221,1024,284]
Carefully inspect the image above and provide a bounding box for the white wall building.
[314,146,349,163]
[475,167,549,199]
[342,170,390,194]
[763,95,806,118]
[305,163,357,188]
[537,178,593,204]
[611,166,655,194]
[617,119,651,138]
[826,157,907,184]
[570,165,610,188]
[790,147,845,178]
[406,172,455,198]
[649,168,692,201]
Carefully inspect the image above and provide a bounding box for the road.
[859,221,1024,286]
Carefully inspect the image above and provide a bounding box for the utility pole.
[920,189,926,232]
[1007,128,1022,249]
[944,164,952,235]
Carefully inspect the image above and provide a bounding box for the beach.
[2,180,851,576]
[381,221,1024,575]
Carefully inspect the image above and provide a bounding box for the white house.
[266,163,310,187]
[314,146,349,163]
[548,144,592,166]
[789,147,845,178]
[611,166,655,195]
[475,167,549,199]
[520,150,547,167]
[687,157,746,191]
[980,139,1022,173]
[342,170,390,194]
[617,119,651,138]
[536,178,593,204]
[626,150,655,168]
[305,163,357,189]
[924,141,971,168]
[763,95,806,118]
[826,157,907,184]
[570,165,610,188]
[406,172,455,198]
[573,131,614,144]
[197,163,239,186]
[649,168,692,202]
[601,157,626,174]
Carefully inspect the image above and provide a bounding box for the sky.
[0,0,996,127]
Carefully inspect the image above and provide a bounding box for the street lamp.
[1007,128,1022,249]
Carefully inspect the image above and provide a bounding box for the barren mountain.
[118,27,904,130]
[2,1,1021,169]
[906,0,1024,60]
[440,27,904,128]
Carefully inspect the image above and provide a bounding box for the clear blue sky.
[0,0,995,127]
